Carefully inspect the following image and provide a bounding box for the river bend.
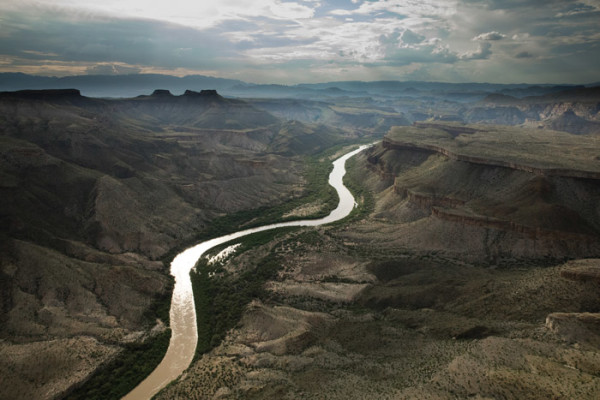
[124,144,370,399]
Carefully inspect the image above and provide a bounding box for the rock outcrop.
[546,312,600,348]
[561,261,600,284]
[358,124,600,261]
[468,86,600,134]
[150,89,173,97]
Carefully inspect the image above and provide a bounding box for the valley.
[2,0,600,396]
[0,88,363,399]
[0,82,599,400]
[154,123,600,399]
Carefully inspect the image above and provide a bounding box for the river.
[123,144,371,399]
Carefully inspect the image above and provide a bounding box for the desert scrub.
[65,329,171,400]
[64,276,173,400]
[204,153,338,230]
[158,149,347,266]
[142,276,173,326]
[191,229,293,357]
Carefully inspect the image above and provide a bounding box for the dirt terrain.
[156,124,600,399]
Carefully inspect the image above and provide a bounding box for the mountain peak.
[151,89,173,97]
[184,89,221,98]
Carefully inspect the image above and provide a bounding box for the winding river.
[123,144,371,399]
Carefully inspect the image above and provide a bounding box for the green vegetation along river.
[123,144,372,399]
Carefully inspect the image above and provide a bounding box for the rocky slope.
[0,89,357,399]
[3,86,599,398]
[153,224,600,400]
[357,123,600,261]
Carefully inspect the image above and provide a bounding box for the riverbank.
[63,145,360,400]
[124,144,371,398]
[150,141,600,400]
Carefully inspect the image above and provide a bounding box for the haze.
[1,0,599,84]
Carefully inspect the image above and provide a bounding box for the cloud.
[401,29,426,44]
[0,11,236,70]
[473,31,506,41]
[86,63,142,75]
[1,0,599,84]
[462,0,569,11]
[555,1,600,18]
[20,50,60,58]
[460,42,492,60]
[28,0,316,28]
[377,30,459,65]
[330,0,458,18]
[511,33,530,41]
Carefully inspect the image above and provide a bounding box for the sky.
[0,0,599,84]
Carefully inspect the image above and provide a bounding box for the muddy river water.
[123,144,371,399]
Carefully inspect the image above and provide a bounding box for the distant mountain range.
[1,72,598,100]
[2,74,599,135]
[0,73,246,98]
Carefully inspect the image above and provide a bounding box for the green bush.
[191,230,287,357]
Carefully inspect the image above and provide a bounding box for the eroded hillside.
[362,122,600,261]
[0,89,360,399]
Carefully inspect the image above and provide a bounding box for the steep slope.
[353,122,600,262]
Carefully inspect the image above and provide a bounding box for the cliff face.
[357,127,600,261]
[382,136,600,180]
[464,106,527,125]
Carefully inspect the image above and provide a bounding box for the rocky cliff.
[383,136,600,180]
[356,123,600,261]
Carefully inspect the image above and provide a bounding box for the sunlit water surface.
[123,144,371,399]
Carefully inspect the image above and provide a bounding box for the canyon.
[151,122,600,399]
[1,84,599,399]
[0,88,361,399]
